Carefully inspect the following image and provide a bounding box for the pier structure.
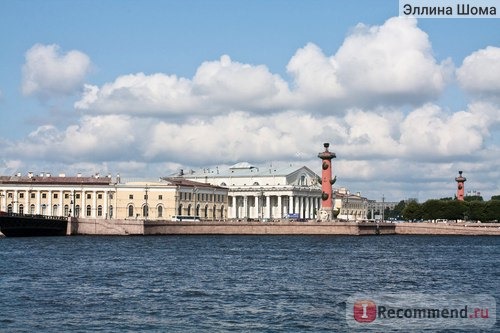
[317,143,336,221]
[455,171,467,201]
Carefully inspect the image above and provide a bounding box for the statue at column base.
[318,208,332,222]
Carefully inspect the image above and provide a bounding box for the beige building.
[334,188,369,221]
[0,173,228,221]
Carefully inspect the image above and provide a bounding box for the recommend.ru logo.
[347,293,496,330]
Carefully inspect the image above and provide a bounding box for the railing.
[0,211,67,221]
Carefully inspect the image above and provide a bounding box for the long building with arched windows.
[0,173,228,221]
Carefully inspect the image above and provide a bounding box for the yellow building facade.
[0,173,228,221]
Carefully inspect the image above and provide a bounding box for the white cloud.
[399,103,492,159]
[457,46,500,96]
[75,55,292,116]
[22,44,91,99]
[74,73,197,115]
[76,17,451,117]
[287,17,452,107]
[192,55,292,111]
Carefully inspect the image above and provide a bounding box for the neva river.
[0,235,498,332]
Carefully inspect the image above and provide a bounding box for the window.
[19,204,24,215]
[75,205,80,217]
[86,205,91,216]
[31,193,36,199]
[30,204,35,214]
[19,193,24,199]
[53,205,58,216]
[97,205,102,217]
[64,205,69,216]
[54,193,58,199]
[65,193,70,199]
[8,193,13,198]
[76,194,81,199]
[128,205,134,217]
[143,205,149,217]
[42,193,47,199]
[129,194,134,200]
[7,204,12,213]
[157,205,163,218]
[98,194,102,199]
[109,205,114,218]
[158,195,163,200]
[87,193,91,199]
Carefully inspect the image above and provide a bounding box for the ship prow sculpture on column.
[317,142,337,221]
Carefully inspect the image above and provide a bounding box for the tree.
[464,195,483,202]
[484,200,500,222]
[467,201,486,221]
[402,201,422,221]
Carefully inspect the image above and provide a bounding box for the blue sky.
[1,0,499,202]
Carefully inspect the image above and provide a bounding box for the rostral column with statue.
[317,143,337,221]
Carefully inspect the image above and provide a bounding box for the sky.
[1,0,499,202]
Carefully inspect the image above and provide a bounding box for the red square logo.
[353,300,377,323]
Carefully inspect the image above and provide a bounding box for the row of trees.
[385,196,500,222]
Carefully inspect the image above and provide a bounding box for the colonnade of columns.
[229,193,321,220]
[0,188,113,218]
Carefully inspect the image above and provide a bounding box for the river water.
[0,235,498,332]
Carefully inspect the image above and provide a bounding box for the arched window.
[41,204,47,215]
[187,204,192,216]
[75,205,80,217]
[157,205,163,218]
[97,205,103,217]
[128,205,134,217]
[213,205,217,218]
[7,204,12,214]
[53,205,58,216]
[64,205,69,216]
[143,205,149,218]
[86,205,91,217]
[109,205,113,218]
[220,205,224,219]
[177,204,182,216]
[195,204,200,217]
[19,204,24,215]
[204,205,208,218]
[30,204,35,214]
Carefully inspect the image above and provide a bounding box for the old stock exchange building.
[181,163,323,220]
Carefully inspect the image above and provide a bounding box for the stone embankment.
[395,222,500,235]
[65,219,500,236]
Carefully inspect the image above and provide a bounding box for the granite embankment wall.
[144,221,395,235]
[67,217,144,235]
[66,219,500,236]
[67,219,394,236]
[395,222,500,235]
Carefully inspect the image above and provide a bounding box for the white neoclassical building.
[181,162,323,220]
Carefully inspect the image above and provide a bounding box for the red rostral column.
[318,143,336,220]
[455,171,466,201]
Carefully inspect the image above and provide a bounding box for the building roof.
[0,174,112,185]
[161,177,227,189]
[189,163,317,178]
